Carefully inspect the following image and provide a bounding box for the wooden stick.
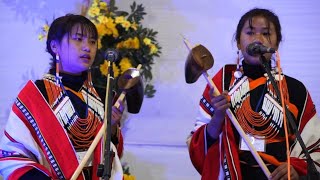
[183,37,271,178]
[71,64,142,180]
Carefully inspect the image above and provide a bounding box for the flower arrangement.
[83,0,161,97]
[38,0,161,97]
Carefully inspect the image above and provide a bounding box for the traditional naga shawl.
[0,74,123,180]
[187,64,320,180]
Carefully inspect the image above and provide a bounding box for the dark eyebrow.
[244,26,270,31]
[74,33,96,39]
[74,33,84,37]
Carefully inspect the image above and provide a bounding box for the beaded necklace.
[43,74,104,150]
[229,69,289,139]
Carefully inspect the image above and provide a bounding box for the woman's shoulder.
[283,74,309,110]
[34,79,49,101]
[284,74,307,92]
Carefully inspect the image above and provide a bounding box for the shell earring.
[87,66,93,87]
[271,53,276,70]
[234,50,243,79]
[55,54,61,85]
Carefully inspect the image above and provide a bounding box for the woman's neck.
[59,70,82,76]
[49,69,87,91]
[242,60,270,80]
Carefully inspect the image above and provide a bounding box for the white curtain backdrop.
[0,0,319,179]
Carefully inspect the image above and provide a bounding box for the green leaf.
[144,84,156,98]
[114,11,129,17]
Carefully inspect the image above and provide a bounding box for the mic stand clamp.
[259,55,320,180]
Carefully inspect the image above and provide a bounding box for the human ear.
[237,42,242,50]
[50,40,59,54]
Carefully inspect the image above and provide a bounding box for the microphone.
[104,49,119,62]
[246,42,275,56]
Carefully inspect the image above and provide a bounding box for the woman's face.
[237,16,278,65]
[54,24,97,74]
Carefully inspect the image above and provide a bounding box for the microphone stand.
[97,54,116,180]
[259,55,320,180]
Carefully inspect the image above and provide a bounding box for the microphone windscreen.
[104,49,119,62]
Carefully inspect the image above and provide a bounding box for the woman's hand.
[111,103,124,126]
[111,100,124,136]
[206,90,230,139]
[270,163,299,180]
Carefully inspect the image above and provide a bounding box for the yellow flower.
[91,2,98,7]
[99,1,108,11]
[105,28,114,36]
[117,37,140,49]
[111,28,119,38]
[96,23,108,37]
[105,19,119,38]
[115,42,122,49]
[132,37,140,49]
[121,20,131,31]
[97,38,102,49]
[119,57,133,73]
[131,22,138,30]
[123,40,131,49]
[43,24,49,32]
[38,34,46,41]
[100,61,109,76]
[113,63,120,78]
[143,38,151,45]
[88,6,100,17]
[95,18,119,38]
[99,61,120,78]
[115,16,125,24]
[97,16,109,24]
[123,174,136,180]
[149,44,158,54]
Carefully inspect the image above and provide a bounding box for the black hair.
[234,8,282,46]
[46,14,98,67]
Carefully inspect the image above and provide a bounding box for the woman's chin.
[244,58,261,66]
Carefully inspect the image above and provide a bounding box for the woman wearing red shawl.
[0,14,124,180]
[187,8,320,180]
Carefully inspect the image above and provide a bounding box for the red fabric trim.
[202,136,220,180]
[189,125,222,180]
[298,92,316,133]
[117,131,124,158]
[8,166,33,180]
[0,157,33,162]
[8,163,52,180]
[290,157,307,175]
[199,68,224,115]
[4,131,18,143]
[223,118,242,180]
[189,125,207,174]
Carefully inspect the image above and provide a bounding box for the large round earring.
[234,50,243,79]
